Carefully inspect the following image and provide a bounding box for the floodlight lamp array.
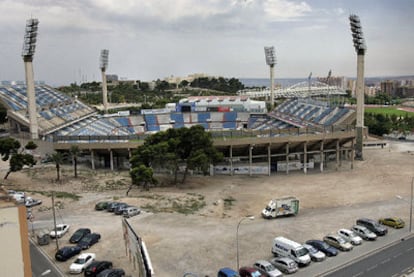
[349,14,366,54]
[264,46,276,66]
[22,18,39,58]
[100,49,109,70]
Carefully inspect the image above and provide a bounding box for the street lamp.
[349,14,367,160]
[264,46,276,110]
[22,18,40,139]
[236,215,254,270]
[396,177,414,232]
[100,49,109,113]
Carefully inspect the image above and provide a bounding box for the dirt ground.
[1,140,414,276]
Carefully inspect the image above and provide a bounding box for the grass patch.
[140,193,206,215]
[223,196,236,210]
[365,107,414,116]
[28,190,81,201]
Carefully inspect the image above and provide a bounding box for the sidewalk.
[293,229,414,277]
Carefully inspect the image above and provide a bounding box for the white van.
[123,206,141,218]
[271,236,311,266]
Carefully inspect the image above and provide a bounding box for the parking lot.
[3,140,414,276]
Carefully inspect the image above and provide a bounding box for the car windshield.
[265,264,276,271]
[337,237,346,244]
[296,247,309,257]
[74,258,86,264]
[82,237,92,243]
[251,271,262,277]
[307,246,317,253]
[348,232,356,238]
[321,242,330,249]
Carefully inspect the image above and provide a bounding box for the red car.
[239,267,266,277]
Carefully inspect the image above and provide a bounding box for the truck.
[261,196,299,219]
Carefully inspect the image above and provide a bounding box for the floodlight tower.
[22,18,39,139]
[349,14,367,160]
[264,46,276,110]
[100,49,109,113]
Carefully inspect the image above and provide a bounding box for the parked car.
[305,240,338,257]
[351,225,377,241]
[96,268,125,277]
[70,228,91,244]
[337,228,363,245]
[78,233,101,250]
[36,228,50,245]
[114,203,129,215]
[50,224,70,238]
[269,257,298,274]
[379,217,405,229]
[302,243,326,262]
[8,190,25,203]
[69,253,96,274]
[323,234,353,251]
[25,197,42,207]
[356,218,388,236]
[239,267,266,277]
[95,202,110,211]
[253,260,283,276]
[85,261,113,276]
[217,267,240,277]
[106,202,124,212]
[55,246,81,262]
[123,206,141,218]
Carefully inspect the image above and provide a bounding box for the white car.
[8,190,26,203]
[50,224,70,238]
[351,225,377,241]
[69,253,96,274]
[338,228,363,245]
[303,243,326,262]
[254,260,283,277]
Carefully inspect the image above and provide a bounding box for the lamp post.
[264,46,276,110]
[100,49,109,113]
[396,177,414,233]
[236,215,254,270]
[349,14,367,160]
[22,18,39,139]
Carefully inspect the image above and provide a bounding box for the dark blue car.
[218,267,240,277]
[306,239,338,257]
[55,246,81,261]
[77,233,101,250]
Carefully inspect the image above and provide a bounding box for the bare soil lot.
[1,141,414,276]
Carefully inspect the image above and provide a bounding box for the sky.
[0,0,413,86]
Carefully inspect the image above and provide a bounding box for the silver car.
[338,228,363,245]
[351,225,377,241]
[253,260,283,277]
[303,243,326,262]
[270,257,298,274]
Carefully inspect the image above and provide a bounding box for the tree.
[129,164,157,193]
[69,145,81,178]
[50,151,65,181]
[129,125,223,186]
[0,138,37,179]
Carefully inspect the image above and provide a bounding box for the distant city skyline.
[0,0,413,86]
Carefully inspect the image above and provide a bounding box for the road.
[324,236,414,277]
[30,240,64,277]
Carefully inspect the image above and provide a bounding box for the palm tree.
[50,152,64,181]
[69,145,81,178]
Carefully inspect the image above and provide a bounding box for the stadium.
[0,80,357,175]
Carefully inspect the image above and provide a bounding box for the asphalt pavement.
[293,228,414,277]
[30,239,64,277]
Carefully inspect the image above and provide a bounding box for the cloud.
[263,0,312,21]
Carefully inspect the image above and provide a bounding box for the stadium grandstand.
[0,83,357,174]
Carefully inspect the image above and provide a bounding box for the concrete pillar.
[90,150,95,170]
[336,140,339,171]
[24,60,39,139]
[355,53,365,160]
[320,141,324,172]
[303,142,307,174]
[351,139,355,170]
[102,70,108,113]
[285,143,289,175]
[267,144,271,176]
[249,145,252,176]
[109,149,114,171]
[230,145,233,176]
